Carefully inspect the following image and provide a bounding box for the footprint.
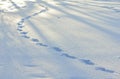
[17,22,23,26]
[21,35,30,39]
[61,53,77,59]
[25,16,31,19]
[20,20,25,23]
[20,32,28,34]
[79,59,95,65]
[32,13,39,16]
[95,67,115,73]
[17,28,22,31]
[39,9,46,13]
[31,38,39,42]
[18,25,24,28]
[36,43,48,47]
[52,47,63,52]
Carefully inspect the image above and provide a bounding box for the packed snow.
[0,0,120,79]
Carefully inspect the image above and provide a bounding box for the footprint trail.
[16,0,120,76]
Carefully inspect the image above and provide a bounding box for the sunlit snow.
[0,0,120,79]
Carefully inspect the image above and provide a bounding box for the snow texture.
[0,0,120,79]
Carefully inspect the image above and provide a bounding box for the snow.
[0,0,120,79]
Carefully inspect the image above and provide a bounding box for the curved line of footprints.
[16,3,120,76]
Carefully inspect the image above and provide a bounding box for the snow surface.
[0,0,120,79]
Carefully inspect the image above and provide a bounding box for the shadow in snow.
[9,0,20,9]
[15,0,119,75]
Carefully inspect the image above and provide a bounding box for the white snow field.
[0,0,120,79]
